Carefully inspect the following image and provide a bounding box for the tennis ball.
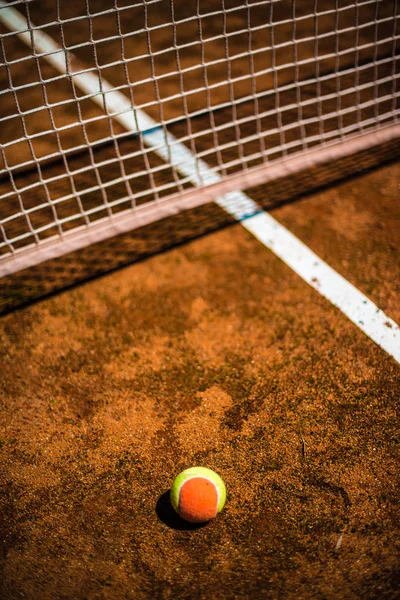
[170,466,226,523]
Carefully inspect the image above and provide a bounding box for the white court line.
[1,2,399,363]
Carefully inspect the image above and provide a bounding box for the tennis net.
[0,0,399,276]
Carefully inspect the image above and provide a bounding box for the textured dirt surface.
[251,159,400,325]
[1,160,400,599]
[1,1,399,597]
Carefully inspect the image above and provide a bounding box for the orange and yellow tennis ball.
[170,467,226,523]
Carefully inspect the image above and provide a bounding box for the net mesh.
[0,0,399,271]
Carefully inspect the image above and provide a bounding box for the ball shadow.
[156,490,209,531]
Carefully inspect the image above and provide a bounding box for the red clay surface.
[0,1,399,597]
[1,161,399,600]
[261,161,400,325]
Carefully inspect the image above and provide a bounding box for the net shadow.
[1,135,399,316]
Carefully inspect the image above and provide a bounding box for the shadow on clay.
[156,490,209,531]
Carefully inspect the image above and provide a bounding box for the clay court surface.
[0,161,399,599]
[1,0,400,598]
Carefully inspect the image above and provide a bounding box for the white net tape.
[0,0,399,274]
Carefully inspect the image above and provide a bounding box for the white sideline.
[0,2,399,363]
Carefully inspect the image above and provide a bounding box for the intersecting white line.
[0,2,399,363]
